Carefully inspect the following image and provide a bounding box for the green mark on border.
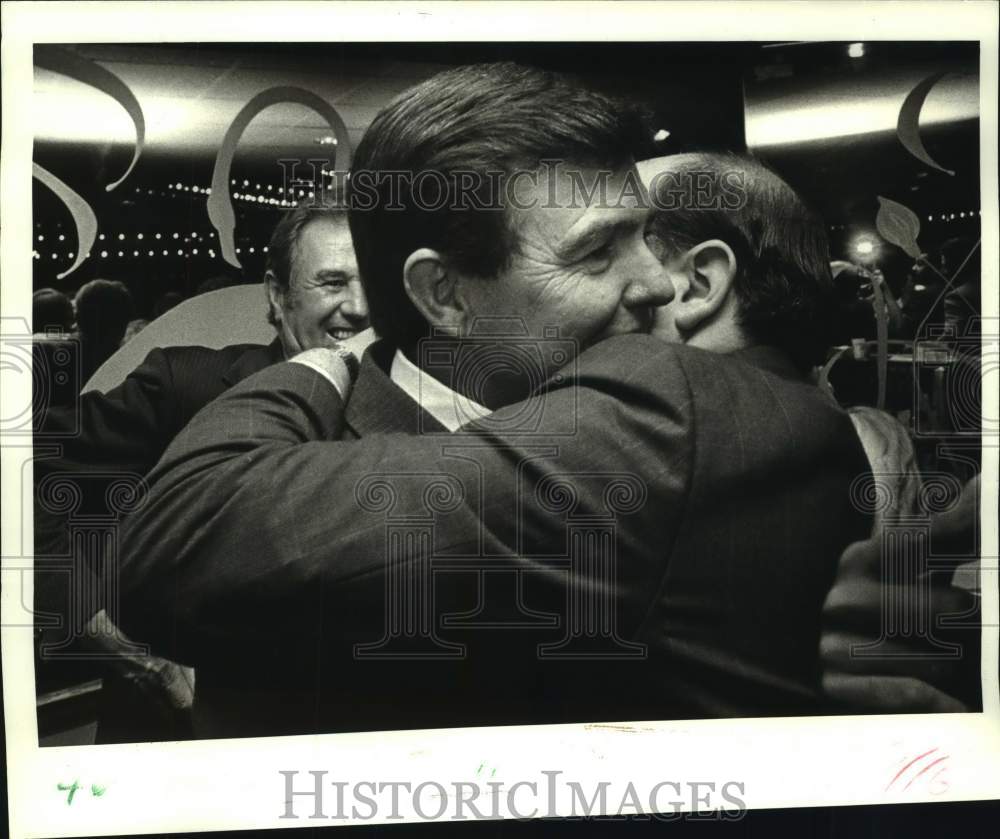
[57,780,80,805]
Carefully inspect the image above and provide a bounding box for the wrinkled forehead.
[288,215,356,276]
[294,214,353,256]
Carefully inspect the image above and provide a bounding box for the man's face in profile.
[273,216,369,354]
[457,164,673,377]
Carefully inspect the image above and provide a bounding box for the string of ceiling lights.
[165,177,337,206]
[827,209,981,232]
[30,174,981,266]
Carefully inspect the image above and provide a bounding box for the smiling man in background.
[264,205,369,352]
[33,203,368,743]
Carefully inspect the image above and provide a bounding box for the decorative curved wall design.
[207,86,352,268]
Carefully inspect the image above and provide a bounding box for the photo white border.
[3,2,999,836]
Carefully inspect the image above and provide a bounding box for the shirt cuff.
[290,347,360,400]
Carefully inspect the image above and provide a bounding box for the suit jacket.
[118,335,873,737]
[34,340,283,642]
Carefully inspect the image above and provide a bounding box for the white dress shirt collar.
[390,349,491,432]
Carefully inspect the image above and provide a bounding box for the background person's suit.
[118,334,873,737]
[33,339,282,742]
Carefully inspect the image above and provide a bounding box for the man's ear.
[264,270,284,325]
[403,248,464,333]
[673,239,738,334]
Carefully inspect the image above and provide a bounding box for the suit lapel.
[345,342,799,437]
[345,340,448,436]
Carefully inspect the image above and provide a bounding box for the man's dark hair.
[648,152,835,371]
[348,61,654,349]
[32,287,74,333]
[264,203,349,326]
[73,279,134,344]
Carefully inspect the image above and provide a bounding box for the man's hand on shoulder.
[290,328,376,400]
[820,476,981,713]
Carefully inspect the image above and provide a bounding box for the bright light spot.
[58,234,65,241]
[117,251,124,257]
[100,250,108,258]
[914,284,927,292]
[148,250,155,256]
[155,233,162,239]
[653,129,671,142]
[847,42,865,59]
[746,73,976,148]
[37,235,44,241]
[853,237,876,257]
[118,233,125,240]
[137,233,144,240]
[248,247,255,254]
[98,234,105,240]
[173,233,179,239]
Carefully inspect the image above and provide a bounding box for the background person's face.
[274,217,369,354]
[458,164,674,378]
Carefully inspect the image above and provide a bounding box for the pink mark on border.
[886,747,951,794]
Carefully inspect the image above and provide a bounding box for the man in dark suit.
[638,152,981,714]
[117,64,875,739]
[33,203,369,742]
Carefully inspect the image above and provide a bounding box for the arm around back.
[117,335,695,664]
